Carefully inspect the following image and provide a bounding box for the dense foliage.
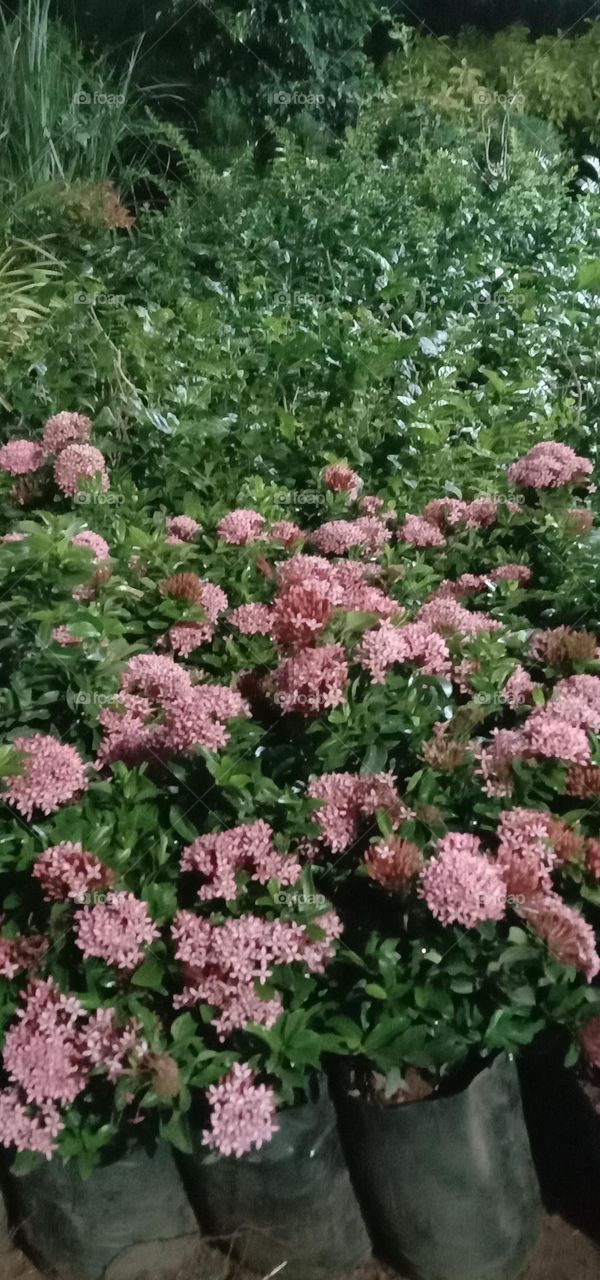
[1,2,600,1177]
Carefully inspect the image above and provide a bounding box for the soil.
[2,1214,600,1280]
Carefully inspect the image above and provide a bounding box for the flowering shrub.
[0,425,599,1170]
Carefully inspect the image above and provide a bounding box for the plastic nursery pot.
[336,1052,541,1280]
[6,1139,198,1280]
[180,1082,372,1280]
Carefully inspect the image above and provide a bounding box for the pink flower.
[181,820,301,901]
[551,675,600,734]
[71,530,110,563]
[217,509,266,545]
[358,620,451,683]
[75,893,159,971]
[52,626,81,647]
[42,412,92,453]
[3,979,89,1106]
[490,564,532,585]
[3,734,87,818]
[307,771,410,853]
[521,709,591,766]
[54,444,108,497]
[273,645,348,715]
[523,894,599,980]
[419,833,507,927]
[1,532,26,543]
[397,515,446,548]
[508,441,593,489]
[322,463,361,497]
[359,496,386,517]
[164,622,213,656]
[418,597,500,637]
[268,520,304,546]
[365,838,423,891]
[272,585,332,650]
[0,1089,63,1159]
[421,498,498,530]
[503,665,538,710]
[32,842,113,903]
[0,440,45,475]
[203,1063,279,1157]
[166,515,202,543]
[97,655,249,766]
[475,729,523,798]
[495,809,555,897]
[312,518,390,557]
[229,603,273,635]
[0,934,48,979]
[172,910,339,1037]
[86,1008,146,1083]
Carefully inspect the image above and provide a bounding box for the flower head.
[0,440,45,475]
[419,833,506,927]
[42,412,92,453]
[75,892,159,971]
[217,509,266,545]
[365,838,423,891]
[71,530,110,563]
[202,1063,279,1157]
[32,842,113,903]
[3,734,87,818]
[508,442,593,489]
[54,444,108,497]
[273,644,348,715]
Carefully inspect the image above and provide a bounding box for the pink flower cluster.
[508,441,593,489]
[523,896,599,980]
[166,514,202,544]
[418,596,500,637]
[358,620,451,683]
[75,892,159,970]
[71,530,110,563]
[217,509,266,545]
[229,602,273,635]
[0,933,47,979]
[0,440,45,475]
[43,412,92,453]
[97,654,249,766]
[322,463,361,498]
[312,516,390,557]
[475,680,600,796]
[54,444,109,497]
[202,1063,279,1157]
[181,820,301,901]
[273,644,349,715]
[494,809,556,897]
[419,833,506,927]
[32,842,114,902]
[276,554,396,619]
[307,771,411,852]
[172,909,341,1038]
[0,979,143,1158]
[3,734,87,818]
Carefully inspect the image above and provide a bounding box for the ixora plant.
[0,420,600,1273]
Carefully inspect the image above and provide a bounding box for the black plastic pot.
[181,1084,371,1280]
[7,1140,198,1280]
[336,1053,541,1280]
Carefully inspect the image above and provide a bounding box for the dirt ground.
[2,1214,600,1280]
